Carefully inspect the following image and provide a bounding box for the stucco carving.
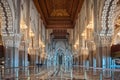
[101,0,119,36]
[0,0,13,36]
[3,34,21,48]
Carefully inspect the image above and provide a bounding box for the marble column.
[38,49,41,64]
[89,50,93,67]
[3,34,21,79]
[94,35,102,75]
[93,0,101,74]
[19,42,28,67]
[35,49,39,65]
[100,36,112,78]
[34,48,40,72]
[29,49,36,66]
[87,42,93,67]
[96,43,102,68]
[5,47,19,73]
[88,49,93,74]
[19,41,29,77]
[80,54,83,66]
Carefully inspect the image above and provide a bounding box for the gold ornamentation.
[51,9,69,16]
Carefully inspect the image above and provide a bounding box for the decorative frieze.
[19,39,30,51]
[19,45,25,51]
[107,0,118,36]
[100,0,109,36]
[2,34,21,48]
[101,0,119,36]
[100,36,112,46]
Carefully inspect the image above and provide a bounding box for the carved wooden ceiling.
[52,29,69,39]
[33,0,84,39]
[33,0,84,29]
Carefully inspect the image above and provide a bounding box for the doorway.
[58,53,63,66]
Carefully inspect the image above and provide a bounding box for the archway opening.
[56,49,64,66]
[58,53,63,65]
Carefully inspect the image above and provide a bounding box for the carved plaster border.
[0,0,13,36]
[101,0,119,36]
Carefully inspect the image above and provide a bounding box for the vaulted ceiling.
[33,0,84,39]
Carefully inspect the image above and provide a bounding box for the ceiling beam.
[47,24,73,29]
[47,16,71,20]
[47,20,72,24]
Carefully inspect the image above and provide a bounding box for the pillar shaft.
[3,34,21,79]
[19,50,28,67]
[96,46,102,67]
[89,50,93,67]
[100,36,112,78]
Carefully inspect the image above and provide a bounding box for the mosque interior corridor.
[1,0,120,80]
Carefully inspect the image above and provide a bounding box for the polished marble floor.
[0,65,120,80]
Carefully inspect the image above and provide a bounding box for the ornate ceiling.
[33,0,84,39]
[33,0,84,29]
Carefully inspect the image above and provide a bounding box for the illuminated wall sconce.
[20,21,27,30]
[117,32,120,36]
[29,29,34,37]
[39,39,45,48]
[87,21,93,29]
[28,29,35,48]
[81,30,87,39]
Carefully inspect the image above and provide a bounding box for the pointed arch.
[55,40,66,50]
[0,0,13,36]
[101,0,119,36]
[55,47,65,56]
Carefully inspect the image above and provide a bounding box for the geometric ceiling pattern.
[33,0,84,29]
[33,0,84,39]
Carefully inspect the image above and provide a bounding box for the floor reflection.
[1,65,120,80]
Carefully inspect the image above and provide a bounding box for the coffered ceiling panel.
[33,0,84,29]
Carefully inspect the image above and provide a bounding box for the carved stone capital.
[19,45,25,51]
[2,34,21,48]
[94,33,101,47]
[100,36,112,46]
